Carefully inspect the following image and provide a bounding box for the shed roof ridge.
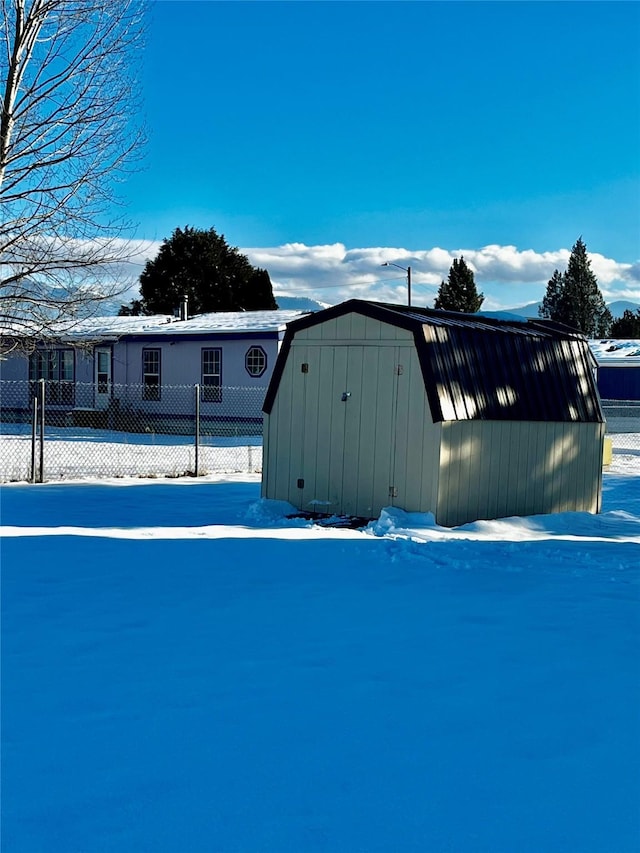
[264,298,602,423]
[282,299,587,342]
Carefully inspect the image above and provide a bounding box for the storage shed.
[261,300,605,526]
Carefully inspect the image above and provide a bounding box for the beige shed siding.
[260,379,278,499]
[350,348,378,511]
[261,416,271,498]
[390,345,441,513]
[261,340,293,502]
[342,346,365,514]
[326,345,349,510]
[437,420,604,527]
[297,342,399,516]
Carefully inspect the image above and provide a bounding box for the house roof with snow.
[264,299,604,423]
[1,309,311,342]
[589,339,640,366]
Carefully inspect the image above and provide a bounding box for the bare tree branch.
[0,0,147,350]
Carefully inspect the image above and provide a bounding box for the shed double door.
[293,344,411,518]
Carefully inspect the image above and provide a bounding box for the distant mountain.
[508,301,541,318]
[509,300,640,320]
[275,296,328,312]
[94,294,328,317]
[607,300,640,318]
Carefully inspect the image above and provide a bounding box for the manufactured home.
[589,339,640,401]
[0,309,308,432]
[262,300,605,526]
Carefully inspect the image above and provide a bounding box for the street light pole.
[381,262,412,307]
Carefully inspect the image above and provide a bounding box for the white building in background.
[0,309,309,431]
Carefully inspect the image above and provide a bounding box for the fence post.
[38,378,45,483]
[30,396,38,484]
[194,383,200,477]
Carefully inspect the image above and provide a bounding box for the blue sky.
[121,1,640,310]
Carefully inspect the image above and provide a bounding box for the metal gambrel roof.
[263,299,604,423]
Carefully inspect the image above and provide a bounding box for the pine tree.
[124,226,278,316]
[539,238,612,336]
[434,257,484,312]
[240,268,278,311]
[563,238,612,336]
[118,299,146,317]
[610,309,640,338]
[539,269,565,322]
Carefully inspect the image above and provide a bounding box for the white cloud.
[243,242,638,310]
[588,252,636,285]
[458,245,571,283]
[58,237,637,312]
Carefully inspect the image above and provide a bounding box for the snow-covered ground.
[2,463,639,851]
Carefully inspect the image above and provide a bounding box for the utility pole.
[381,262,412,307]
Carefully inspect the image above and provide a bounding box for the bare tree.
[0,0,146,350]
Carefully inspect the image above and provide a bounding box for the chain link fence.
[0,380,265,482]
[601,401,640,434]
[601,401,640,476]
[1,381,639,483]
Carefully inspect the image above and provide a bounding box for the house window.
[245,346,267,378]
[29,349,74,405]
[202,348,222,402]
[142,348,161,400]
[96,349,110,394]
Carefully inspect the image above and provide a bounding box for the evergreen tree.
[539,238,612,336]
[539,269,565,322]
[240,268,278,311]
[610,309,640,338]
[125,226,278,316]
[434,257,484,312]
[118,299,146,317]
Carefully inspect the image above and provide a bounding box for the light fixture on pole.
[381,262,412,307]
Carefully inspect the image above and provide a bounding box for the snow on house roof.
[589,339,640,365]
[154,309,311,335]
[2,309,312,341]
